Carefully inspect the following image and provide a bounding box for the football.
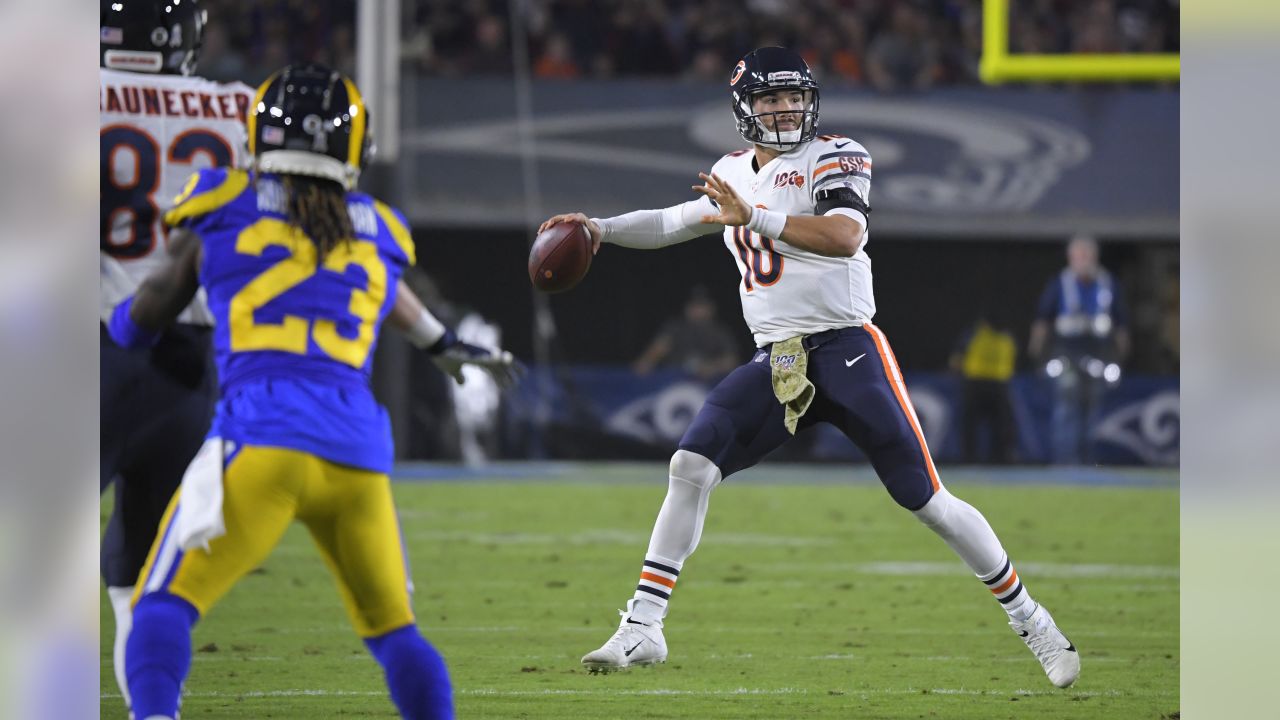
[528,221,593,293]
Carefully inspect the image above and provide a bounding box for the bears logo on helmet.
[729,60,746,86]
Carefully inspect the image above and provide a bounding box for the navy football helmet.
[100,0,205,76]
[729,47,820,151]
[248,64,373,189]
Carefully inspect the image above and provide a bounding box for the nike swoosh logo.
[1018,631,1029,638]
[835,141,850,148]
[845,353,866,367]
[624,640,645,657]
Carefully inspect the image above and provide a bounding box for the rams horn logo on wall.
[730,60,746,86]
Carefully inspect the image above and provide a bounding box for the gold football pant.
[132,445,414,637]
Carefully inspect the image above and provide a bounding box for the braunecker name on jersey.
[100,68,254,325]
[595,135,874,347]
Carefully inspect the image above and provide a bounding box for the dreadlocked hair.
[281,174,353,260]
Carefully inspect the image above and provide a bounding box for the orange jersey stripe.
[811,162,840,179]
[640,572,676,589]
[866,323,942,492]
[991,570,1019,595]
[812,159,874,182]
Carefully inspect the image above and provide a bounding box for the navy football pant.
[100,323,216,588]
[678,323,941,511]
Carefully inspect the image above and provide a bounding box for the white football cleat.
[1011,603,1080,688]
[581,604,668,674]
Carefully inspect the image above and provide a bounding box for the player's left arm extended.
[105,227,202,348]
[390,279,523,388]
[694,172,865,258]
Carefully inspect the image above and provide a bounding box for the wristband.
[107,297,161,349]
[747,207,787,239]
[405,308,447,350]
[426,328,457,355]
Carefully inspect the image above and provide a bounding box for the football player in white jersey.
[540,47,1080,689]
[99,0,254,707]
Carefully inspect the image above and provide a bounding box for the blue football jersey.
[163,168,416,472]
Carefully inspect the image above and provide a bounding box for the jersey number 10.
[732,226,784,292]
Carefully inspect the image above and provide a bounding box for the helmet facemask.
[735,87,819,151]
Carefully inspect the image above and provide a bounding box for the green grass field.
[100,464,1178,719]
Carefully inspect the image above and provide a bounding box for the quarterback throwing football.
[539,46,1079,688]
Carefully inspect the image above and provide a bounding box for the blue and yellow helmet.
[248,63,373,190]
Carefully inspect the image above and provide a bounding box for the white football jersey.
[708,134,875,346]
[100,68,254,324]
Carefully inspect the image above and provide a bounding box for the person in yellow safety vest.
[950,317,1018,464]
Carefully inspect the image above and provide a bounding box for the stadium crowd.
[198,0,1178,88]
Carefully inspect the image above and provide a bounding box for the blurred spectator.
[683,47,725,82]
[950,314,1018,464]
[1071,0,1124,54]
[606,4,679,76]
[194,0,1179,89]
[632,287,738,381]
[198,19,247,83]
[865,4,940,92]
[534,32,582,78]
[1029,235,1131,465]
[468,12,513,75]
[801,21,866,85]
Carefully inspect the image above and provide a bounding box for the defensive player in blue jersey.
[107,64,519,720]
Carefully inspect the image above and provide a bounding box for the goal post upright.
[980,0,1180,84]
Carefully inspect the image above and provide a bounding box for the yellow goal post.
[979,0,1180,83]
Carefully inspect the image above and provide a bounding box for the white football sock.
[629,450,721,618]
[107,585,135,707]
[913,489,1037,620]
[980,554,1039,621]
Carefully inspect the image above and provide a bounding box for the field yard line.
[390,461,1179,489]
[102,686,1174,700]
[402,529,837,546]
[225,623,1174,639]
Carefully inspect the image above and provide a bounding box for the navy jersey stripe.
[816,150,871,162]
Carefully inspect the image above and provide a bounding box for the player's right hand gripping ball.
[528,221,592,293]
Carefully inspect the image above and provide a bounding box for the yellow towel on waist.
[770,336,814,435]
